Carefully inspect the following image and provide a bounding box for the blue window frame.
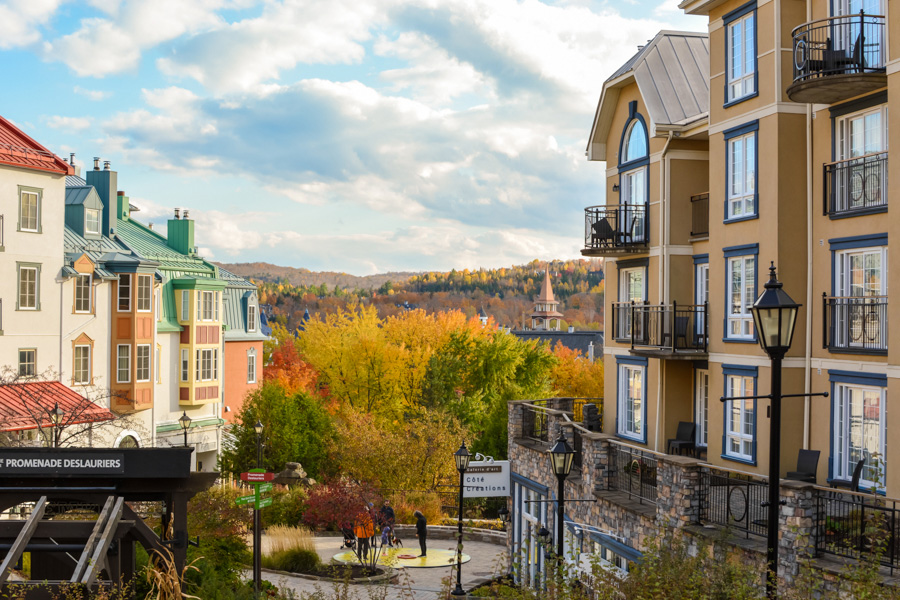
[828,370,887,490]
[723,244,759,342]
[827,234,888,353]
[724,121,759,222]
[616,356,648,443]
[616,101,650,244]
[723,1,758,106]
[721,364,758,465]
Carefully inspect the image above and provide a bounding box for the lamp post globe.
[548,432,574,563]
[752,263,800,360]
[451,442,471,597]
[179,411,192,448]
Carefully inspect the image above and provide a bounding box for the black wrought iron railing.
[584,204,648,252]
[607,443,658,505]
[611,302,707,352]
[699,468,768,539]
[792,12,886,83]
[691,193,709,237]
[825,152,888,216]
[823,295,888,354]
[521,403,549,443]
[816,489,900,573]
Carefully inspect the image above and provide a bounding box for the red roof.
[0,115,73,175]
[0,381,114,432]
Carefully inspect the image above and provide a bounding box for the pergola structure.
[0,447,214,596]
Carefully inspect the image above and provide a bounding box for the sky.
[0,0,704,275]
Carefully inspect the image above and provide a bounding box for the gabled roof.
[0,381,114,432]
[114,219,215,273]
[0,115,73,175]
[587,30,709,161]
[65,186,102,207]
[63,227,136,280]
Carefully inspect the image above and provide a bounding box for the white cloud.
[45,115,91,131]
[74,85,111,100]
[0,0,64,49]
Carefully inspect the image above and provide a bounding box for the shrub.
[266,525,316,555]
[389,490,444,524]
[437,517,505,531]
[263,548,321,574]
[302,478,380,531]
[186,486,251,577]
[261,486,309,529]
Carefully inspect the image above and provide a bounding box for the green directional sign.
[234,495,256,505]
[257,497,273,509]
[258,483,273,493]
[249,468,265,473]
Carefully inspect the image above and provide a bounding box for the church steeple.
[530,267,563,330]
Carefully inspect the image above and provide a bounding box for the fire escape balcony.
[611,301,708,359]
[582,204,649,257]
[788,12,886,104]
[824,152,887,218]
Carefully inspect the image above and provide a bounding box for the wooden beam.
[0,496,47,584]
[81,497,124,587]
[70,496,115,583]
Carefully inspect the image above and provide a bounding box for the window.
[695,369,709,448]
[622,119,647,163]
[832,372,886,489]
[18,265,38,310]
[136,344,151,382]
[834,245,887,349]
[136,274,152,312]
[247,348,257,383]
[727,132,756,219]
[118,274,131,312]
[616,264,646,341]
[621,167,647,242]
[85,209,101,235]
[117,345,131,383]
[181,290,189,321]
[248,304,258,332]
[75,274,92,313]
[18,349,35,377]
[198,290,218,321]
[196,348,218,381]
[181,348,189,382]
[726,251,756,340]
[695,259,709,336]
[74,345,91,384]
[18,188,40,232]
[726,7,756,103]
[617,359,645,441]
[724,371,756,462]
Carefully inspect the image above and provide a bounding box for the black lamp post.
[49,402,64,448]
[252,419,264,598]
[179,411,192,448]
[451,442,471,597]
[750,263,799,599]
[548,432,575,563]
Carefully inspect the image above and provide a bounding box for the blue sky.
[0,0,704,275]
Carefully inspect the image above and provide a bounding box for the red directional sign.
[240,471,274,482]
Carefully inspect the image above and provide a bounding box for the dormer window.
[85,209,101,235]
[248,304,258,332]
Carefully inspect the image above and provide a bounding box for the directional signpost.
[238,468,274,597]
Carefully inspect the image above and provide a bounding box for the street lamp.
[179,411,192,448]
[750,263,799,599]
[253,419,264,598]
[548,432,575,563]
[49,402,64,448]
[254,420,264,468]
[451,442,471,597]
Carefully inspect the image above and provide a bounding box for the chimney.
[104,161,111,171]
[116,191,131,221]
[85,160,117,237]
[148,223,153,230]
[183,209,190,219]
[568,326,575,333]
[69,153,75,165]
[588,341,595,363]
[167,207,195,255]
[174,208,181,220]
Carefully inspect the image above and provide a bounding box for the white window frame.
[181,348,189,382]
[85,208,101,235]
[198,290,218,322]
[727,132,756,219]
[18,266,38,310]
[19,189,40,233]
[18,349,36,377]
[117,344,131,383]
[696,262,709,336]
[833,382,885,489]
[136,274,152,312]
[136,344,151,382]
[74,345,91,385]
[725,375,755,461]
[695,369,709,448]
[247,348,257,384]
[834,246,887,349]
[181,290,189,322]
[75,274,92,313]
[727,11,756,102]
[196,348,218,381]
[617,363,644,440]
[621,167,647,242]
[118,274,131,312]
[727,255,755,339]
[248,304,258,332]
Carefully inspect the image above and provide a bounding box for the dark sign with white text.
[0,452,125,476]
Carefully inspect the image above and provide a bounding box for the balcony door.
[622,168,647,243]
[835,105,887,211]
[619,267,645,341]
[833,0,884,68]
[835,247,887,349]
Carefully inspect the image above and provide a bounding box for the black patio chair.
[591,218,615,247]
[786,449,820,483]
[667,422,696,457]
[831,457,866,493]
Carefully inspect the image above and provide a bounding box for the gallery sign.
[463,460,510,498]
[0,451,125,476]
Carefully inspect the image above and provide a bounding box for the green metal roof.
[114,219,215,273]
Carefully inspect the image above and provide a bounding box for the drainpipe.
[654,131,676,452]
[803,0,814,451]
[59,277,64,382]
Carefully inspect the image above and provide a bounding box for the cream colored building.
[588,0,898,493]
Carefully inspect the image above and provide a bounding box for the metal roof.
[0,115,73,175]
[223,288,268,341]
[511,330,604,357]
[0,381,114,432]
[63,226,135,280]
[114,219,215,272]
[65,186,96,206]
[66,174,87,187]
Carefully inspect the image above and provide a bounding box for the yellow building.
[587,2,894,494]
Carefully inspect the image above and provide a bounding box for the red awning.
[0,381,114,432]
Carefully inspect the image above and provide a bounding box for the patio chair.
[831,457,866,493]
[667,422,696,457]
[591,218,615,247]
[786,449,820,483]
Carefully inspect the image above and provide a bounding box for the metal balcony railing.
[691,193,709,237]
[607,442,658,505]
[521,402,549,443]
[699,467,768,539]
[816,488,900,573]
[611,302,708,352]
[824,152,887,217]
[583,204,648,252]
[792,12,886,83]
[823,294,887,354]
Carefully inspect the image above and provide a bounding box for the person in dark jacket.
[414,510,427,557]
[379,500,396,547]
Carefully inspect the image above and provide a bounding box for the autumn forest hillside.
[216,259,606,332]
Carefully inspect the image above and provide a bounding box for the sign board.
[257,497,273,509]
[258,483,273,493]
[240,471,274,482]
[235,495,256,505]
[0,451,125,476]
[463,460,510,498]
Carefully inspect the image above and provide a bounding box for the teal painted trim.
[156,417,224,433]
[171,277,228,290]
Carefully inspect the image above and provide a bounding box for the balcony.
[824,152,887,217]
[788,12,886,104]
[690,193,709,238]
[612,302,708,358]
[823,294,887,354]
[582,204,648,257]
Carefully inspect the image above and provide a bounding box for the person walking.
[414,510,427,557]
[354,506,374,561]
[379,500,396,547]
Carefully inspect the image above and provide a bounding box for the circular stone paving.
[333,547,471,569]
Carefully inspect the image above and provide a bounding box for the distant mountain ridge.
[213,262,418,290]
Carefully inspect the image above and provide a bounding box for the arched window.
[118,435,139,448]
[623,119,648,163]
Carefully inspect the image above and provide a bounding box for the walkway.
[258,535,508,600]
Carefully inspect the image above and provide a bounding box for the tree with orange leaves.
[549,341,604,400]
[263,322,322,397]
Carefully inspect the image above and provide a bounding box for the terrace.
[611,301,708,358]
[581,204,648,257]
